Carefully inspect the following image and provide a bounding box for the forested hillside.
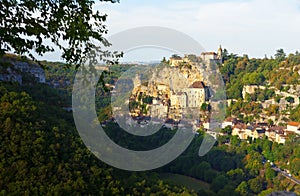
[0,80,191,195]
[1,54,300,195]
[221,50,300,124]
[221,49,300,99]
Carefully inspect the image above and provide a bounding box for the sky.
[39,0,300,62]
[88,0,300,62]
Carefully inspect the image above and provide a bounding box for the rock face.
[148,65,204,92]
[0,67,22,84]
[0,57,45,84]
[12,61,45,83]
[128,63,210,120]
[242,85,265,99]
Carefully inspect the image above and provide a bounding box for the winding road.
[272,166,300,185]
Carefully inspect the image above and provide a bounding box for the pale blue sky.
[96,0,300,62]
[41,0,300,62]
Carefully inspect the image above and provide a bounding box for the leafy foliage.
[0,0,121,66]
[220,48,300,100]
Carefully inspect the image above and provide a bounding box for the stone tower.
[217,45,223,62]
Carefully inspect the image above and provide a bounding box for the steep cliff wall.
[0,55,45,84]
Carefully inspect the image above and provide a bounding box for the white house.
[185,81,206,108]
[221,117,237,128]
[286,122,300,135]
[203,121,221,130]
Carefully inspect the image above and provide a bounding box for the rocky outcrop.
[0,65,22,84]
[12,61,45,83]
[242,85,266,99]
[0,56,45,84]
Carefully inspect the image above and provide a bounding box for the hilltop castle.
[169,46,223,67]
[201,45,223,65]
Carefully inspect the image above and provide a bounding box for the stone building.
[185,81,207,108]
[169,55,183,67]
[286,122,300,135]
[169,46,223,67]
[201,52,218,64]
[200,45,223,65]
[150,102,168,119]
[170,92,187,108]
[242,85,266,99]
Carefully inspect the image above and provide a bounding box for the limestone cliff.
[0,55,45,84]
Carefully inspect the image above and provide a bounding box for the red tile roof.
[190,81,205,89]
[288,122,300,127]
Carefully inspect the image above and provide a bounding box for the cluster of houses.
[128,80,209,122]
[242,85,300,108]
[112,46,300,146]
[129,47,227,122]
[203,117,300,144]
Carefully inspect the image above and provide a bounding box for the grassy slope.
[159,173,210,192]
